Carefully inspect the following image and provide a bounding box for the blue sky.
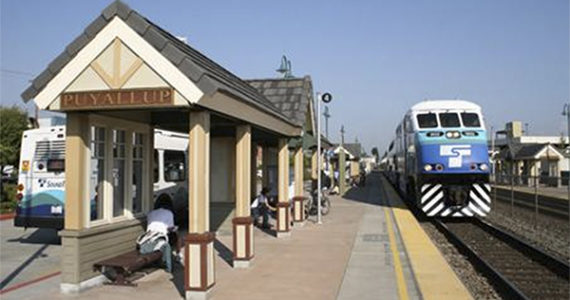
[1,0,568,152]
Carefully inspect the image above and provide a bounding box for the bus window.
[47,159,65,172]
[417,113,438,128]
[439,113,460,128]
[153,150,159,183]
[461,113,481,127]
[164,150,185,182]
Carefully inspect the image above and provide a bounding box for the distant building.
[491,121,569,186]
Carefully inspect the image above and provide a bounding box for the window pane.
[417,113,438,128]
[153,150,159,183]
[113,130,126,217]
[90,127,105,221]
[461,113,481,127]
[132,133,144,214]
[164,150,185,182]
[113,159,125,217]
[439,113,460,128]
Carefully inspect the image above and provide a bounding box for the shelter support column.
[311,150,318,181]
[63,112,89,231]
[276,138,290,238]
[233,125,254,268]
[60,112,89,290]
[292,146,305,223]
[185,111,215,300]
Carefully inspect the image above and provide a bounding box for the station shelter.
[20,2,319,299]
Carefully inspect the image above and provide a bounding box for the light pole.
[562,104,570,230]
[316,92,332,225]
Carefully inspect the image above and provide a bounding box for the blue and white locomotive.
[385,100,491,217]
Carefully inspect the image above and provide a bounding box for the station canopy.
[21,0,301,138]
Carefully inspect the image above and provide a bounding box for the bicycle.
[304,188,331,219]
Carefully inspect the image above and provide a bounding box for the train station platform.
[2,173,471,300]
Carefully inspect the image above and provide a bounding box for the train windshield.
[416,113,438,128]
[439,113,460,128]
[461,113,481,127]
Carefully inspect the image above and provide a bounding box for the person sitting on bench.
[137,198,178,273]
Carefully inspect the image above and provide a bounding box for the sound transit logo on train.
[440,145,471,168]
[60,88,174,110]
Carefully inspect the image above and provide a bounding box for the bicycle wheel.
[321,197,331,215]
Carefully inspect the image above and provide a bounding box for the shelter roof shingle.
[246,76,314,128]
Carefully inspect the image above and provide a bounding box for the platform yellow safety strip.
[383,207,410,300]
[383,179,473,300]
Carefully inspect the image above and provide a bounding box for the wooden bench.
[93,250,163,286]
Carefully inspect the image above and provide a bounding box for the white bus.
[15,126,189,229]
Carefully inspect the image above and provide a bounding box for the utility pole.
[316,92,332,224]
[323,106,331,139]
[339,125,346,194]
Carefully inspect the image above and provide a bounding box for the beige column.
[185,111,215,299]
[276,138,290,237]
[232,125,254,268]
[60,112,89,289]
[292,147,305,223]
[63,112,89,230]
[351,161,360,177]
[311,150,318,180]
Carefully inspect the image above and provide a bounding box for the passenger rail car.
[385,100,490,217]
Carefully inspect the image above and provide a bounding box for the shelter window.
[439,113,460,128]
[112,130,126,217]
[132,132,144,214]
[89,127,105,221]
[153,150,159,183]
[461,113,481,127]
[416,113,438,128]
[164,150,185,182]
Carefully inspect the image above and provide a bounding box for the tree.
[0,106,28,173]
[371,147,379,162]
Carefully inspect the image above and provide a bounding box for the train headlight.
[435,164,444,171]
[423,164,433,172]
[445,131,461,139]
[479,163,489,171]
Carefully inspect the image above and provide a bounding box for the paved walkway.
[1,173,467,300]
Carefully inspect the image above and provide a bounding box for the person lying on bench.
[137,198,178,273]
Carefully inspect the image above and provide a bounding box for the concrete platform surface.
[1,173,472,300]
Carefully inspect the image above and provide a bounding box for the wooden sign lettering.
[60,88,174,110]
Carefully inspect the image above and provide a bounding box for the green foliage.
[1,183,17,213]
[371,147,379,156]
[0,106,28,168]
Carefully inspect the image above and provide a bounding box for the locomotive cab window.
[416,113,438,128]
[461,113,481,127]
[439,113,460,128]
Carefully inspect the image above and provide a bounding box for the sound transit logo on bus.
[440,145,471,168]
[60,88,174,110]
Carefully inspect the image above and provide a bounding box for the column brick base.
[232,216,254,268]
[276,202,290,237]
[184,232,215,298]
[292,196,306,222]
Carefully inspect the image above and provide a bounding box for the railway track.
[433,218,570,300]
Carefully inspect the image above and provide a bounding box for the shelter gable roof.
[21,1,295,127]
[246,76,315,129]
